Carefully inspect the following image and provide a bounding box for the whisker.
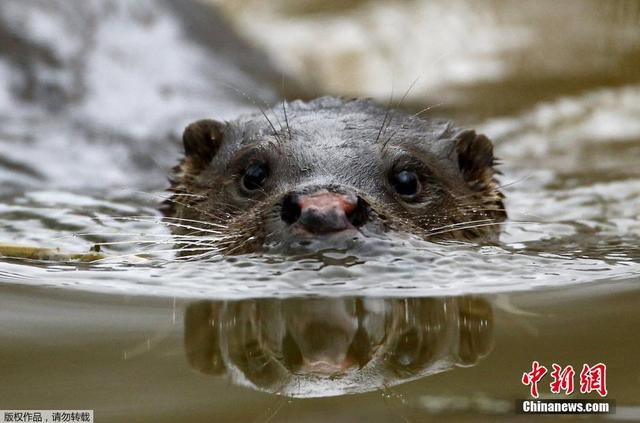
[178,250,224,262]
[91,237,225,248]
[282,99,291,140]
[89,213,228,230]
[281,75,292,140]
[408,103,443,119]
[450,174,533,202]
[214,80,284,142]
[381,76,421,151]
[91,246,224,263]
[128,190,207,200]
[375,87,395,144]
[158,194,233,223]
[492,173,534,191]
[426,220,543,238]
[427,218,497,233]
[51,233,198,243]
[106,217,225,235]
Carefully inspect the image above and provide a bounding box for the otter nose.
[281,190,365,234]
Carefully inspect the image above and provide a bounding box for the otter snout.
[281,190,367,235]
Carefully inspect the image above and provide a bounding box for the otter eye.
[391,170,420,198]
[242,162,268,192]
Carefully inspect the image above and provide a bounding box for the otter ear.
[453,129,496,186]
[183,119,224,165]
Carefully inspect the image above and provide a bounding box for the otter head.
[183,296,494,397]
[163,97,506,255]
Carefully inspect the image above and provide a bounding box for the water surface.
[0,1,639,421]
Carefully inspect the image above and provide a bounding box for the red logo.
[522,362,607,398]
[550,364,575,395]
[579,363,608,397]
[522,361,548,398]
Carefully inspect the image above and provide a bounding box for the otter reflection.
[184,296,493,398]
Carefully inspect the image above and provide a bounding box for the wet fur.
[162,97,506,255]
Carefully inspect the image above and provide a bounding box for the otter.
[162,97,506,254]
[184,296,494,397]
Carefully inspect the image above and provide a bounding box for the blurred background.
[1,1,640,422]
[210,0,640,120]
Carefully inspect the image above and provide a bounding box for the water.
[0,1,639,421]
